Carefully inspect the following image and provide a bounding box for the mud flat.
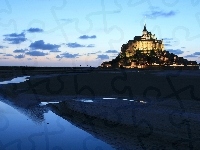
[0,69,200,149]
[0,69,200,101]
[48,98,200,150]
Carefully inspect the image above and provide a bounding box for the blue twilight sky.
[0,0,200,67]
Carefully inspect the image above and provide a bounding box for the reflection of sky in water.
[81,99,93,103]
[0,96,148,149]
[72,97,148,104]
[0,100,113,150]
[75,97,148,103]
[40,102,60,106]
[103,98,116,100]
[0,76,30,84]
[81,97,148,104]
[1,96,196,149]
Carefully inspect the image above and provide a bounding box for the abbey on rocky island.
[101,24,199,70]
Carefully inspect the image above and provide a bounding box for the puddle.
[40,102,60,105]
[0,76,30,85]
[81,99,93,103]
[122,99,128,100]
[102,98,116,100]
[0,99,113,150]
[139,100,147,104]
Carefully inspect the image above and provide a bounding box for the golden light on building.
[122,24,164,58]
[100,24,199,70]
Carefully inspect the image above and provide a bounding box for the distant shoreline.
[0,65,199,72]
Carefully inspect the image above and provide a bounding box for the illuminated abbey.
[101,24,199,69]
[125,24,164,55]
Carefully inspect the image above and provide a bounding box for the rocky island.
[101,24,199,70]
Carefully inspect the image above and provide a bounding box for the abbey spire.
[143,24,147,31]
[142,24,148,36]
[101,24,198,70]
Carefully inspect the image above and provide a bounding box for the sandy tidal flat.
[0,70,200,149]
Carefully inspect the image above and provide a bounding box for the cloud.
[4,32,25,38]
[87,51,101,55]
[167,49,184,55]
[3,54,13,56]
[50,50,61,53]
[15,54,25,59]
[164,40,179,49]
[144,7,177,19]
[97,54,109,60]
[26,51,48,56]
[13,49,27,53]
[164,44,172,46]
[3,32,27,44]
[0,46,6,49]
[164,41,171,44]
[184,54,197,58]
[66,42,95,48]
[105,50,118,53]
[146,10,176,18]
[163,38,174,46]
[87,44,95,48]
[79,35,97,39]
[60,52,79,58]
[66,42,85,48]
[56,55,62,58]
[27,28,44,33]
[110,55,117,58]
[163,38,173,41]
[193,52,200,55]
[29,40,60,51]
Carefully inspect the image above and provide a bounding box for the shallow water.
[1,95,200,150]
[0,98,114,150]
[0,76,30,85]
[0,96,161,150]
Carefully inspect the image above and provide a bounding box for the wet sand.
[49,99,200,150]
[0,69,200,149]
[0,69,200,101]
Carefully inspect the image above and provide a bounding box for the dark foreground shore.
[0,69,200,101]
[0,69,200,149]
[48,99,200,149]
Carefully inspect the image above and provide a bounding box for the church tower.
[100,24,198,69]
[143,24,147,36]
